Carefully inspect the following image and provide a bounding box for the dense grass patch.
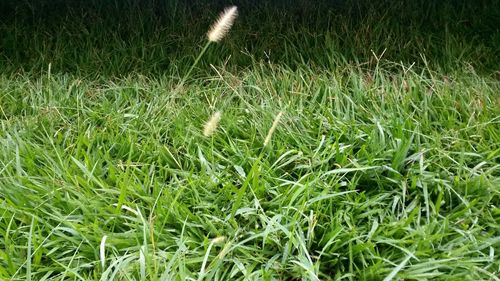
[1,0,499,280]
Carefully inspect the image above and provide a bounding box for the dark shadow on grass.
[1,0,499,76]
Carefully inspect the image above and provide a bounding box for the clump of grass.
[1,61,499,280]
[0,0,499,280]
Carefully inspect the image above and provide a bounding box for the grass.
[1,0,499,280]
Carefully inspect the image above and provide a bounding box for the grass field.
[1,0,499,280]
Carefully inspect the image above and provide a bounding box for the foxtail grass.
[175,6,238,93]
[203,111,222,137]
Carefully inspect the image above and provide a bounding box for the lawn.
[0,0,499,280]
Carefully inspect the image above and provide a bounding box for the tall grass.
[0,0,499,280]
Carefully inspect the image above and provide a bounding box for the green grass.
[1,0,499,280]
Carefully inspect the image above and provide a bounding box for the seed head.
[207,6,238,43]
[263,111,283,147]
[100,235,107,268]
[203,111,222,137]
[212,236,226,244]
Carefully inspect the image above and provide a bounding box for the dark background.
[1,0,499,75]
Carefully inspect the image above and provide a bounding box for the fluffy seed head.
[263,111,283,147]
[212,236,226,244]
[207,6,238,42]
[203,111,222,137]
[100,235,107,268]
